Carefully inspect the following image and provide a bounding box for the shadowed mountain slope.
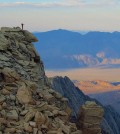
[51,76,120,134]
[89,90,120,114]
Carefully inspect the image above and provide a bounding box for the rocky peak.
[0,27,83,134]
[0,27,104,134]
[0,27,47,88]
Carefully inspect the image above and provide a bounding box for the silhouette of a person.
[21,23,24,30]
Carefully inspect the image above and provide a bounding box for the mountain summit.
[1,27,120,134]
[0,27,105,134]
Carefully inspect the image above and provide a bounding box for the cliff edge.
[0,27,104,134]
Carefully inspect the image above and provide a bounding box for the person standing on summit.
[21,23,24,30]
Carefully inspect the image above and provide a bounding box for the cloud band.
[0,0,120,8]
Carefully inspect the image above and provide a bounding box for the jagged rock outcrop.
[0,27,82,134]
[51,76,120,134]
[49,76,91,119]
[0,27,47,88]
[78,101,104,134]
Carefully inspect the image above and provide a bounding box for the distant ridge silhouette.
[34,29,120,69]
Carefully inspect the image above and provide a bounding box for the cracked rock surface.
[0,27,103,134]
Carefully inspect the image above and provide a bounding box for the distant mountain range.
[74,80,120,94]
[34,29,120,69]
[74,80,120,114]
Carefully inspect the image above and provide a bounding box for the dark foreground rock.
[0,27,83,134]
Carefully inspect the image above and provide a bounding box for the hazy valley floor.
[46,68,120,94]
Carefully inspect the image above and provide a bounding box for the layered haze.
[34,29,120,95]
[34,29,120,69]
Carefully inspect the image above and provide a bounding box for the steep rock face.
[51,76,120,134]
[50,76,91,119]
[0,27,82,134]
[0,27,47,88]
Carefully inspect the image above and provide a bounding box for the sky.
[0,0,120,32]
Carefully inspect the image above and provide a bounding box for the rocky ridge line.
[51,76,120,134]
[0,27,103,134]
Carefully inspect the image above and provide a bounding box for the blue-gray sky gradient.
[0,0,120,31]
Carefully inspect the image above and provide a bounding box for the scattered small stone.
[20,110,29,116]
[2,102,7,109]
[0,95,6,103]
[25,112,35,122]
[38,130,42,134]
[9,94,16,101]
[0,110,6,117]
[16,83,34,105]
[7,110,18,121]
[0,105,2,111]
[2,88,10,95]
[71,130,82,134]
[35,111,45,125]
[29,121,37,128]
[4,128,16,133]
[33,128,38,134]
[24,123,33,132]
